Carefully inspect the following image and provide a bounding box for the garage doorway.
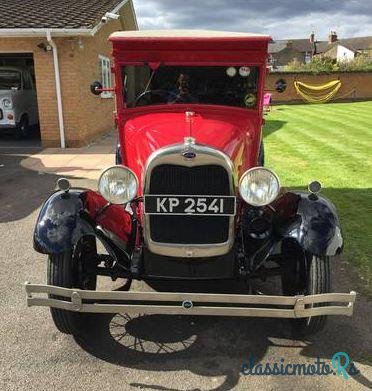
[0,53,41,148]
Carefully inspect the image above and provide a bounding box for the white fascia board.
[0,0,135,38]
[0,28,93,37]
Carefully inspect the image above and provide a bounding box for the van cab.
[0,66,38,137]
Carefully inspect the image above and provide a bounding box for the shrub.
[284,56,335,73]
[337,56,372,72]
[282,55,372,73]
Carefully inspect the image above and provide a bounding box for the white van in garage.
[0,66,38,137]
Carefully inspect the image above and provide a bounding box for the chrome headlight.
[239,167,280,206]
[2,98,12,109]
[98,166,138,204]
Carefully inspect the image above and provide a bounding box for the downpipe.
[46,30,66,149]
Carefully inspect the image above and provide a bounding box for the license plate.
[144,195,236,216]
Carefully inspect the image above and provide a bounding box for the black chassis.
[33,187,343,283]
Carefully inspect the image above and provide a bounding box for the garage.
[0,53,41,147]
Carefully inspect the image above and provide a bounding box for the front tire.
[17,115,29,138]
[282,252,331,335]
[299,255,330,335]
[47,237,97,335]
[48,252,82,335]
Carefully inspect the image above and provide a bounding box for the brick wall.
[53,20,124,147]
[266,72,372,103]
[69,0,138,147]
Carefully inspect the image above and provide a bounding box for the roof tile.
[0,0,123,29]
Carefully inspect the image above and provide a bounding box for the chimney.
[310,31,317,55]
[328,30,338,43]
[309,31,315,43]
[286,40,293,48]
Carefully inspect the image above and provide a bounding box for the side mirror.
[90,81,103,95]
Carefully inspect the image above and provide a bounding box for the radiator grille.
[148,164,230,244]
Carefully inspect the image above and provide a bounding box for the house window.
[99,55,113,98]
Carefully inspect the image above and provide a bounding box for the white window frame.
[98,55,113,98]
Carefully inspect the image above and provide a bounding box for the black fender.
[33,189,95,254]
[272,191,343,256]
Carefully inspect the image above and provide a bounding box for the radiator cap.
[182,137,196,159]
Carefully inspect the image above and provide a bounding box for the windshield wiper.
[140,67,157,96]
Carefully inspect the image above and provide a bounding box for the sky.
[132,0,372,41]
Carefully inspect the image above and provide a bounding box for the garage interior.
[0,53,41,148]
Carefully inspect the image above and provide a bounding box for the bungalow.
[0,0,137,147]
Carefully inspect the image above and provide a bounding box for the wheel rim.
[19,118,28,136]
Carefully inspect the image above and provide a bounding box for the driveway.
[0,146,371,391]
[0,126,41,149]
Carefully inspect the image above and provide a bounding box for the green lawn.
[263,101,372,285]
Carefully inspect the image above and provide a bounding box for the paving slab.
[20,131,115,180]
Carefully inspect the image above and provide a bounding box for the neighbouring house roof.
[269,39,317,66]
[270,46,307,67]
[269,39,325,55]
[314,41,330,53]
[0,0,127,30]
[323,36,372,53]
[323,41,356,54]
[269,36,372,66]
[268,41,287,53]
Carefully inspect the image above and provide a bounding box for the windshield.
[0,70,21,90]
[123,65,259,109]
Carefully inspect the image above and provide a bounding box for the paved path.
[0,145,371,391]
[21,131,115,180]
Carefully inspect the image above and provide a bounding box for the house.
[0,0,137,147]
[268,32,328,70]
[268,39,316,70]
[321,35,372,62]
[268,32,331,70]
[269,31,372,70]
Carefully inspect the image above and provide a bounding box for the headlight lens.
[2,98,12,109]
[98,166,138,204]
[239,167,280,206]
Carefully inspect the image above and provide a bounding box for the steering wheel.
[169,93,191,104]
[134,89,178,107]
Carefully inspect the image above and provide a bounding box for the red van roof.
[109,30,272,65]
[110,30,272,41]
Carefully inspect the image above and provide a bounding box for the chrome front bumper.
[25,283,356,319]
